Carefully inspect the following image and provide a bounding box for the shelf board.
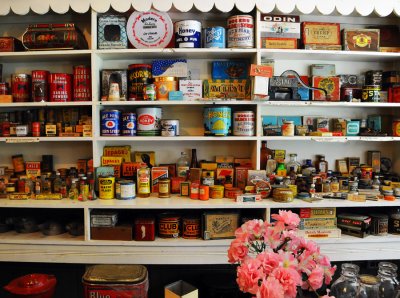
[0,231,84,245]
[260,136,400,142]
[0,137,92,142]
[0,50,92,63]
[0,102,92,108]
[98,100,257,106]
[95,136,257,141]
[0,198,87,208]
[87,238,231,247]
[261,101,400,107]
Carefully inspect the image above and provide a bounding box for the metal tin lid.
[83,265,147,284]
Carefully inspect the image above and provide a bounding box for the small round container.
[210,185,224,199]
[281,121,294,136]
[161,119,180,136]
[116,180,136,200]
[158,178,171,198]
[158,213,180,238]
[121,112,137,136]
[199,185,209,201]
[174,20,202,48]
[154,77,177,100]
[100,109,121,136]
[204,26,225,48]
[272,188,294,203]
[190,182,200,200]
[182,216,201,239]
[233,111,255,136]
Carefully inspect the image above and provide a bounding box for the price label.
[5,138,39,143]
[312,137,348,143]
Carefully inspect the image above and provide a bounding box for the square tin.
[98,15,128,49]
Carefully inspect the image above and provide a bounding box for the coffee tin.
[31,70,49,102]
[158,213,180,238]
[73,65,91,101]
[101,109,121,136]
[227,15,254,48]
[210,185,224,199]
[233,111,255,136]
[122,112,137,136]
[98,176,115,200]
[362,85,381,102]
[115,180,136,200]
[11,74,31,102]
[49,73,72,102]
[182,217,201,239]
[136,107,162,136]
[174,20,202,48]
[204,26,225,48]
[128,64,152,100]
[203,106,232,136]
[161,119,179,136]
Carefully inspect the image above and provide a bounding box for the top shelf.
[0,50,92,63]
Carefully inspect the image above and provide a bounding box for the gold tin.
[210,185,224,199]
[98,176,115,200]
[182,217,201,239]
[83,264,147,284]
[154,77,177,100]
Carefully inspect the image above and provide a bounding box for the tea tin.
[204,26,225,48]
[175,20,202,48]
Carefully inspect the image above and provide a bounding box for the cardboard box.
[101,69,128,100]
[152,59,188,77]
[261,38,298,49]
[179,80,202,100]
[151,166,169,193]
[211,60,249,80]
[134,151,156,168]
[302,22,341,46]
[165,280,198,298]
[91,225,133,241]
[343,29,380,51]
[311,64,336,77]
[202,211,240,240]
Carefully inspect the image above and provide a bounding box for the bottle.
[260,141,273,170]
[42,178,52,194]
[331,177,340,192]
[377,261,399,298]
[316,154,328,174]
[34,176,41,195]
[330,263,360,298]
[177,152,190,179]
[266,155,277,175]
[302,159,316,176]
[53,172,62,193]
[372,175,381,191]
[79,177,89,201]
[276,163,287,176]
[190,148,198,168]
[68,179,79,200]
[286,153,301,173]
[322,179,331,192]
[137,167,151,198]
[357,274,380,298]
[309,183,316,197]
[288,167,297,184]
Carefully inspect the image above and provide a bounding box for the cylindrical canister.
[158,214,180,238]
[203,106,232,136]
[0,82,9,95]
[136,107,162,136]
[11,74,31,102]
[199,185,209,201]
[281,121,295,136]
[233,111,255,136]
[101,109,121,136]
[12,154,25,173]
[98,176,115,199]
[154,77,178,100]
[182,217,201,239]
[204,26,225,48]
[73,65,91,101]
[227,15,254,48]
[370,213,389,236]
[210,185,224,199]
[116,180,136,199]
[128,64,152,101]
[122,112,137,136]
[161,119,179,136]
[174,20,202,48]
[392,118,400,136]
[362,85,381,102]
[49,73,72,102]
[32,70,49,102]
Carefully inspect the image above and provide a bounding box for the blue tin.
[122,112,137,136]
[204,26,225,48]
[101,109,121,136]
[174,20,202,48]
[203,106,232,136]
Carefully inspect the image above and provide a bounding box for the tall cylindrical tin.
[136,107,162,136]
[203,106,232,136]
[161,119,179,136]
[182,216,201,239]
[100,109,121,136]
[98,176,115,200]
[73,65,91,101]
[49,73,72,102]
[233,111,255,136]
[227,15,254,48]
[204,26,225,48]
[0,82,9,95]
[31,70,49,102]
[362,85,381,102]
[128,64,152,101]
[122,112,137,136]
[11,74,31,102]
[158,213,180,238]
[174,20,202,48]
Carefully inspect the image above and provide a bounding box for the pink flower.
[320,289,335,298]
[271,267,301,298]
[243,219,265,238]
[271,210,300,230]
[228,238,249,263]
[237,258,263,294]
[257,276,284,298]
[257,251,280,275]
[297,250,316,274]
[263,226,283,250]
[307,266,325,291]
[278,250,298,270]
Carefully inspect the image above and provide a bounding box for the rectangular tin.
[203,79,251,99]
[134,217,155,241]
[0,37,24,52]
[202,211,240,240]
[211,60,249,80]
[302,22,341,45]
[98,15,128,49]
[343,28,380,51]
[152,59,188,77]
[312,76,340,101]
[103,146,132,162]
[261,37,298,49]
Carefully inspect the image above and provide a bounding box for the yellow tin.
[154,77,177,100]
[210,185,224,199]
[98,176,115,200]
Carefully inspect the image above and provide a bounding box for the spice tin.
[158,214,180,238]
[134,217,155,241]
[175,20,202,48]
[0,82,9,95]
[98,176,115,200]
[203,106,232,136]
[393,119,400,136]
[182,217,201,239]
[210,185,224,199]
[154,77,178,100]
[227,15,254,48]
[49,73,72,102]
[128,64,152,100]
[101,109,121,136]
[32,122,41,137]
[11,74,31,102]
[122,112,136,136]
[73,65,91,101]
[370,213,388,236]
[282,121,295,136]
[199,185,210,200]
[31,70,49,102]
[161,119,179,136]
[204,26,225,48]
[116,180,135,200]
[233,111,255,136]
[83,265,149,298]
[190,182,200,199]
[362,85,381,102]
[136,107,162,136]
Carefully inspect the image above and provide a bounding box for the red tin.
[73,65,91,101]
[32,70,49,102]
[32,122,41,137]
[49,73,72,102]
[11,74,31,102]
[134,217,155,241]
[4,273,56,298]
[0,82,9,94]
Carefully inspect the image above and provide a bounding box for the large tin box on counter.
[343,29,380,51]
[202,211,240,240]
[0,37,24,52]
[22,23,88,50]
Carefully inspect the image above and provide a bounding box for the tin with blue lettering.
[174,20,202,48]
[204,26,225,48]
[101,109,121,136]
[203,106,232,136]
[122,112,137,136]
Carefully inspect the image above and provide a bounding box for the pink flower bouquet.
[228,210,336,298]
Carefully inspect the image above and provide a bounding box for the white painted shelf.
[95,136,257,141]
[260,136,400,142]
[98,100,258,106]
[260,101,400,108]
[0,137,93,142]
[0,50,91,63]
[0,102,92,108]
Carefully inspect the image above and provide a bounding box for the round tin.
[98,176,115,200]
[12,154,25,173]
[182,217,201,239]
[282,121,295,136]
[49,73,72,102]
[154,77,178,100]
[158,178,171,198]
[116,180,136,200]
[227,15,254,48]
[31,70,49,102]
[210,185,224,199]
[370,213,389,236]
[11,74,31,102]
[204,26,225,48]
[0,82,9,95]
[122,112,137,136]
[199,185,209,201]
[158,214,180,238]
[233,111,255,136]
[128,64,152,100]
[174,20,202,48]
[161,119,179,136]
[362,85,381,102]
[203,106,232,136]
[136,107,162,136]
[392,118,400,136]
[100,109,121,136]
[73,65,91,101]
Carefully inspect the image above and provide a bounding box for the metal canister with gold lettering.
[182,216,201,239]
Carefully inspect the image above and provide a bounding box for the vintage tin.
[31,70,49,102]
[203,106,232,136]
[161,119,179,136]
[392,119,400,136]
[0,37,24,52]
[302,22,341,46]
[233,111,255,136]
[175,20,202,48]
[190,182,200,199]
[203,79,251,99]
[370,213,388,236]
[136,107,162,136]
[204,26,225,48]
[182,217,201,239]
[343,29,380,52]
[11,74,31,102]
[101,109,121,136]
[73,65,91,101]
[49,73,72,102]
[98,15,128,49]
[12,154,25,173]
[202,211,240,239]
[31,122,41,137]
[199,185,210,201]
[143,82,156,101]
[227,15,254,48]
[281,121,295,136]
[340,87,362,102]
[0,82,9,95]
[128,64,152,101]
[16,125,28,136]
[134,217,155,241]
[158,178,171,198]
[83,265,148,298]
[389,210,400,234]
[98,176,115,200]
[122,112,136,136]
[158,213,180,238]
[224,187,243,199]
[115,180,136,199]
[210,185,224,199]
[212,61,249,80]
[362,85,381,102]
[154,77,178,100]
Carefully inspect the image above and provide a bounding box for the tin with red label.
[182,217,201,239]
[233,111,255,136]
[158,213,180,238]
[134,217,155,241]
[136,107,162,136]
[0,82,9,95]
[225,187,243,199]
[393,119,400,136]
[128,64,152,101]
[32,122,41,137]
[73,65,91,101]
[49,73,72,102]
[32,70,49,102]
[227,15,254,48]
[122,112,136,136]
[1,121,10,137]
[11,74,31,102]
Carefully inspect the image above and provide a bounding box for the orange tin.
[393,119,400,136]
[182,217,201,239]
[154,77,177,100]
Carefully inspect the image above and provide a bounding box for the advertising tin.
[210,185,224,199]
[182,217,201,239]
[154,77,178,100]
[161,119,179,136]
[122,112,136,136]
[0,82,9,95]
[134,217,155,241]
[233,111,255,136]
[136,107,162,136]
[115,180,136,200]
[362,85,381,102]
[49,73,72,102]
[224,187,243,199]
[31,70,49,102]
[203,106,232,136]
[73,65,91,101]
[98,176,115,200]
[158,213,180,238]
[128,64,152,100]
[227,15,254,48]
[174,20,202,48]
[11,74,31,102]
[101,109,121,136]
[204,26,225,48]
[392,119,400,136]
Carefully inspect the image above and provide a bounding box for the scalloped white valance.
[1,0,400,16]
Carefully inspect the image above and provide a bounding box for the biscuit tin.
[98,15,128,49]
[202,211,240,240]
[343,29,380,51]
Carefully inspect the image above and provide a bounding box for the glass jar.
[377,261,399,298]
[357,274,380,298]
[330,263,360,298]
[286,153,301,173]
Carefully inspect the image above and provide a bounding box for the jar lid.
[359,274,380,285]
[4,274,56,295]
[83,265,147,284]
